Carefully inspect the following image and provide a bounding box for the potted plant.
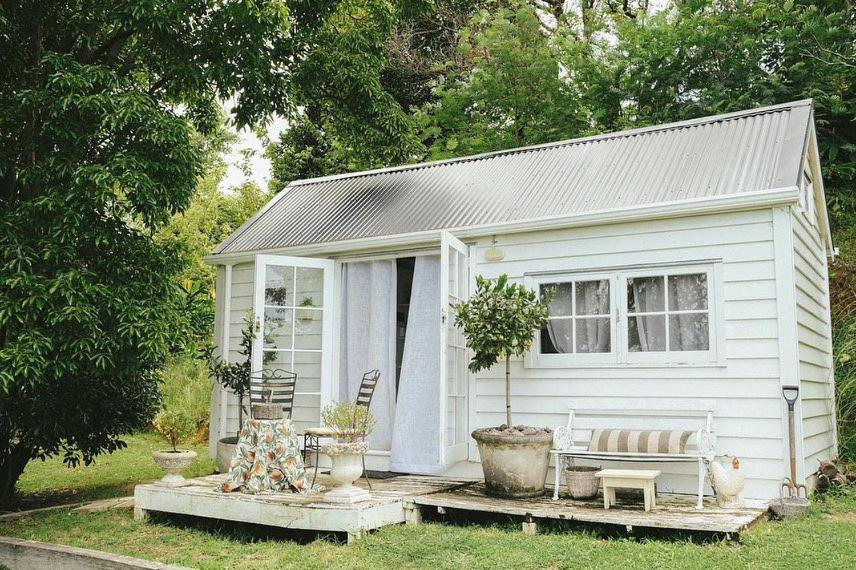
[320,402,376,503]
[152,410,197,487]
[297,297,317,321]
[454,274,552,498]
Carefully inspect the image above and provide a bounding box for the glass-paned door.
[440,232,469,465]
[252,255,334,430]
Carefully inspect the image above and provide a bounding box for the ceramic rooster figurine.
[709,456,746,507]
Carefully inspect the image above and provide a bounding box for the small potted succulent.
[454,274,552,498]
[152,410,197,487]
[320,402,375,503]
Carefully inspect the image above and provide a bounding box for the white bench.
[551,402,716,509]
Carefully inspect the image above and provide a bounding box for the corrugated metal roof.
[214,100,812,256]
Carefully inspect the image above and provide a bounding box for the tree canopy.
[0,0,426,506]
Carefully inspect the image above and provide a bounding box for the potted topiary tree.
[454,274,551,498]
[320,402,376,503]
[152,410,197,487]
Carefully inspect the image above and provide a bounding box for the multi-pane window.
[626,273,709,353]
[530,265,717,366]
[539,279,612,354]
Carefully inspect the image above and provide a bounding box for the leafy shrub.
[153,410,196,452]
[160,354,211,442]
[321,403,376,443]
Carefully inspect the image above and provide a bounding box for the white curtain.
[629,276,666,351]
[668,274,709,351]
[546,283,573,353]
[390,255,443,473]
[338,261,397,451]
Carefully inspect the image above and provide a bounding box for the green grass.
[12,432,215,509]
[0,494,853,569]
[3,428,855,569]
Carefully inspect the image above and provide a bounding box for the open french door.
[440,232,470,465]
[252,255,335,429]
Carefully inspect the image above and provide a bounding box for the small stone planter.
[322,441,369,504]
[564,465,601,499]
[152,450,197,487]
[216,436,238,473]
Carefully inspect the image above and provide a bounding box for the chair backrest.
[249,369,298,419]
[353,369,380,431]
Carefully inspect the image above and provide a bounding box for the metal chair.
[249,369,298,419]
[304,369,380,489]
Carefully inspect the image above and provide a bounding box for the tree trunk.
[505,353,512,428]
[0,445,31,509]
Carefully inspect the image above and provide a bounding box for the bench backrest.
[556,399,714,454]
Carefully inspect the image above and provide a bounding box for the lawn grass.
[11,432,215,510]
[0,493,853,569]
[2,434,854,569]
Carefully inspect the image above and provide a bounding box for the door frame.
[440,231,470,466]
[252,254,336,422]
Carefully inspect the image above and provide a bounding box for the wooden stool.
[596,469,661,512]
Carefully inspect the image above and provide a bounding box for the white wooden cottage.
[206,100,836,500]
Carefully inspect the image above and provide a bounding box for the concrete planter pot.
[472,428,553,498]
[216,436,238,473]
[322,442,369,503]
[152,450,197,487]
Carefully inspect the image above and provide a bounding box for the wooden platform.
[134,474,769,542]
[411,483,769,538]
[134,474,471,543]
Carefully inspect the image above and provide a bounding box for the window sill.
[525,359,727,370]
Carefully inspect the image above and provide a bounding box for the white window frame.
[528,271,619,367]
[619,264,720,365]
[800,168,817,227]
[525,262,723,368]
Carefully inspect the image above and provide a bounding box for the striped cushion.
[588,429,695,454]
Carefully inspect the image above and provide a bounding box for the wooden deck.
[411,482,769,538]
[134,474,769,543]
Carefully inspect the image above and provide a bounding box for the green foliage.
[152,411,197,453]
[321,402,376,442]
[265,115,351,193]
[158,174,271,292]
[454,274,550,373]
[417,2,590,159]
[454,274,549,426]
[160,354,212,441]
[830,212,856,461]
[0,0,424,508]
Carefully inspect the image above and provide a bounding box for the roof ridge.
[288,99,812,188]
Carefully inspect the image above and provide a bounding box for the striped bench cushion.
[588,429,695,454]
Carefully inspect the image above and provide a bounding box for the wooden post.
[522,514,537,535]
[404,502,422,525]
[133,507,150,522]
[347,529,362,544]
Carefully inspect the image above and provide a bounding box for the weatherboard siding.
[469,209,786,499]
[791,208,836,479]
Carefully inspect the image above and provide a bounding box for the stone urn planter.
[472,427,553,498]
[152,450,197,487]
[322,441,369,503]
[216,436,239,473]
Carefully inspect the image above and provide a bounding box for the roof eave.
[205,186,800,265]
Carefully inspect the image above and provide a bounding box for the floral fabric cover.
[218,418,307,494]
